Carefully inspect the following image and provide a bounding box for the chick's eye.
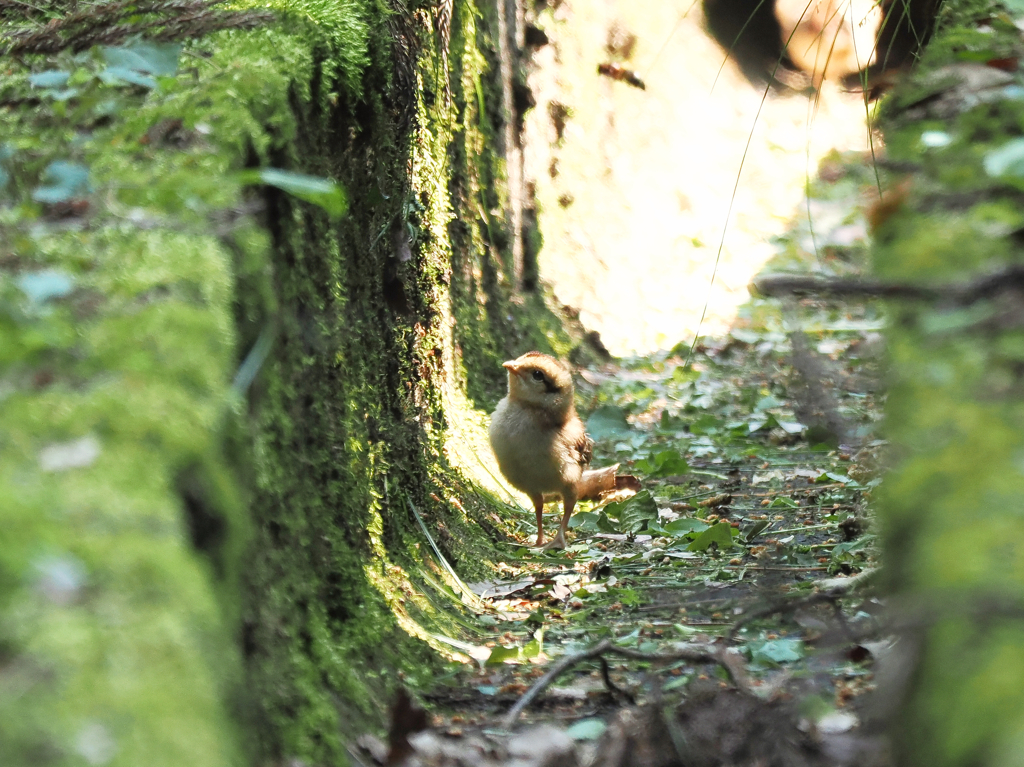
[531,370,545,382]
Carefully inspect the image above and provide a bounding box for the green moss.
[1,0,570,764]
[873,2,1024,765]
[242,0,372,101]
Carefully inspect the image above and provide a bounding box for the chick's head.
[502,352,575,417]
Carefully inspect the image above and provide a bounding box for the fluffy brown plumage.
[488,352,624,549]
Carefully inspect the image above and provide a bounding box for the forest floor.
[354,152,895,765]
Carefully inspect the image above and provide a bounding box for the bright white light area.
[525,0,877,355]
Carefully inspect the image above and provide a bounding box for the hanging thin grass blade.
[238,168,348,219]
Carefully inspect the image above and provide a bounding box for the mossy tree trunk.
[873,2,1024,765]
[0,0,562,765]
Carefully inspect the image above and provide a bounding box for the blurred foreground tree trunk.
[872,2,1024,765]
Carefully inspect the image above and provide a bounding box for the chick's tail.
[577,464,642,501]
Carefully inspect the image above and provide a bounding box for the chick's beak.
[502,361,522,377]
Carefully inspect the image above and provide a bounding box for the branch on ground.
[754,266,1024,305]
[730,568,879,639]
[501,638,751,730]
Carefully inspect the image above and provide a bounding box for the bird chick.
[489,352,621,550]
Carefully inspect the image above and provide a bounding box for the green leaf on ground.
[102,43,182,76]
[662,675,690,691]
[743,519,770,542]
[671,365,698,384]
[603,490,658,533]
[32,161,91,203]
[635,449,690,477]
[985,137,1024,179]
[687,521,736,552]
[569,511,601,531]
[748,638,804,665]
[522,634,543,659]
[99,67,157,89]
[587,405,631,439]
[612,587,640,606]
[663,518,708,536]
[29,70,70,88]
[17,270,74,304]
[565,719,607,740]
[689,413,724,435]
[755,394,783,410]
[731,328,761,344]
[485,645,521,665]
[819,471,852,484]
[831,535,874,559]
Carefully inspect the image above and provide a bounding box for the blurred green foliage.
[0,46,255,767]
[874,2,1024,764]
[0,4,376,766]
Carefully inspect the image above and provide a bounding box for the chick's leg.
[531,494,545,546]
[540,491,576,551]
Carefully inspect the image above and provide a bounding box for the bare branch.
[754,265,1024,305]
[501,638,740,731]
[729,569,878,640]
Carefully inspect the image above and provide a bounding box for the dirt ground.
[354,6,893,765]
[362,313,888,765]
[523,0,876,354]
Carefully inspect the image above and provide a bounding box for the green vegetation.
[0,1,576,765]
[8,0,1024,764]
[425,300,884,741]
[871,3,1024,765]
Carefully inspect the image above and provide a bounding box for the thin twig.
[756,274,936,300]
[715,565,829,571]
[728,571,877,640]
[501,639,614,730]
[407,498,487,611]
[501,638,735,730]
[599,656,635,705]
[728,590,843,640]
[768,523,833,535]
[754,265,1024,305]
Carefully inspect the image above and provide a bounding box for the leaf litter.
[360,243,896,765]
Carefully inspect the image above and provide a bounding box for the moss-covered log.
[873,1,1024,764]
[0,1,571,764]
